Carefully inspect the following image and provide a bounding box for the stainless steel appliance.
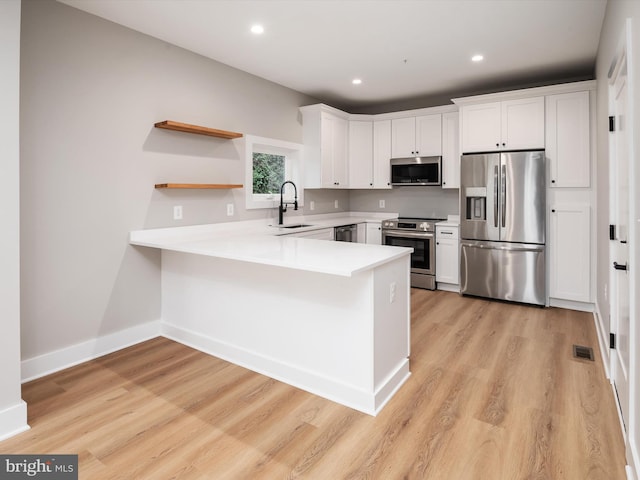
[382,217,444,289]
[459,150,546,305]
[335,224,357,242]
[390,156,441,186]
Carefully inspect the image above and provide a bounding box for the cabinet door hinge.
[610,333,616,349]
[609,116,616,132]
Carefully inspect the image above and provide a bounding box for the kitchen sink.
[279,224,314,229]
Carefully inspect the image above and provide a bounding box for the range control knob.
[419,222,427,230]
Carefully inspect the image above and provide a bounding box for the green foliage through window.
[253,153,285,194]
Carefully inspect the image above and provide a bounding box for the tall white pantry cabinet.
[454,81,596,310]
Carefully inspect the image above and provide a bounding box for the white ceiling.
[58,0,607,111]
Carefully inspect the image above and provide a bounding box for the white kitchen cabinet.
[391,114,442,158]
[356,223,367,243]
[546,91,590,188]
[287,227,335,240]
[549,204,591,302]
[436,224,459,286]
[373,120,392,189]
[348,121,374,188]
[366,222,382,245]
[461,97,544,152]
[300,105,349,189]
[441,111,460,189]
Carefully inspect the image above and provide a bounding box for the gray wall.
[19,0,323,361]
[595,0,640,471]
[0,0,25,435]
[349,188,459,219]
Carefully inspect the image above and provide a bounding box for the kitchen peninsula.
[130,217,412,415]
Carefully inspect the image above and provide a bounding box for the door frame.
[608,17,638,477]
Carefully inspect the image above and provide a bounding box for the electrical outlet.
[310,200,315,211]
[389,282,396,303]
[226,204,234,216]
[379,199,386,208]
[173,205,183,220]
[334,200,339,209]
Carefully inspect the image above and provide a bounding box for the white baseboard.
[162,322,406,416]
[21,320,162,383]
[593,302,611,379]
[436,283,460,293]
[548,297,595,312]
[0,400,29,442]
[628,435,640,480]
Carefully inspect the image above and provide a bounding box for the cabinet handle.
[551,179,556,183]
[496,143,500,147]
[551,209,556,213]
[613,261,628,271]
[436,242,440,245]
[370,183,373,186]
[502,142,506,147]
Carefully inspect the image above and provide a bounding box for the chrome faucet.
[278,180,298,225]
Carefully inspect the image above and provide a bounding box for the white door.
[610,48,630,433]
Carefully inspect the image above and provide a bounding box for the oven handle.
[382,230,434,240]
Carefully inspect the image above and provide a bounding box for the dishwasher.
[334,224,357,242]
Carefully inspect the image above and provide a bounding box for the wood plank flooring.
[2,290,627,479]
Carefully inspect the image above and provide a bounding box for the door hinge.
[610,224,616,240]
[610,333,616,349]
[609,116,616,132]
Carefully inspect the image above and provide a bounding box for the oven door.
[382,230,435,275]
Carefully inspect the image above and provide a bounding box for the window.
[245,135,304,210]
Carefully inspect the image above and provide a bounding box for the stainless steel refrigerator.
[459,150,546,305]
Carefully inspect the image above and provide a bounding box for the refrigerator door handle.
[494,165,499,228]
[501,164,506,228]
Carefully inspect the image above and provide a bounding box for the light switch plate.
[226,204,234,216]
[173,205,183,220]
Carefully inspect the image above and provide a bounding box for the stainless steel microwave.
[390,156,442,186]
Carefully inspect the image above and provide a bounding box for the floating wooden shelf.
[155,183,243,189]
[154,120,243,139]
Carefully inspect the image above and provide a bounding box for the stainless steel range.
[381,217,444,290]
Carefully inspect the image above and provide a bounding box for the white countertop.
[130,212,412,277]
[437,214,460,228]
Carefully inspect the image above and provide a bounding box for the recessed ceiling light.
[472,54,484,62]
[250,24,264,35]
[352,78,362,85]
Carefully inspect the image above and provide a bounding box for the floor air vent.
[573,345,594,361]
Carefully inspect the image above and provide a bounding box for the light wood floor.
[2,290,627,479]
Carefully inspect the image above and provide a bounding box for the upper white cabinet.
[391,114,442,157]
[300,105,349,189]
[460,97,545,152]
[348,120,374,188]
[373,120,392,189]
[546,91,590,188]
[348,119,392,189]
[441,111,460,189]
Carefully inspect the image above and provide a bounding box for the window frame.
[245,135,304,210]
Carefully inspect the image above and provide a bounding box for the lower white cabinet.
[436,224,459,285]
[366,222,382,245]
[549,204,591,302]
[287,227,334,241]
